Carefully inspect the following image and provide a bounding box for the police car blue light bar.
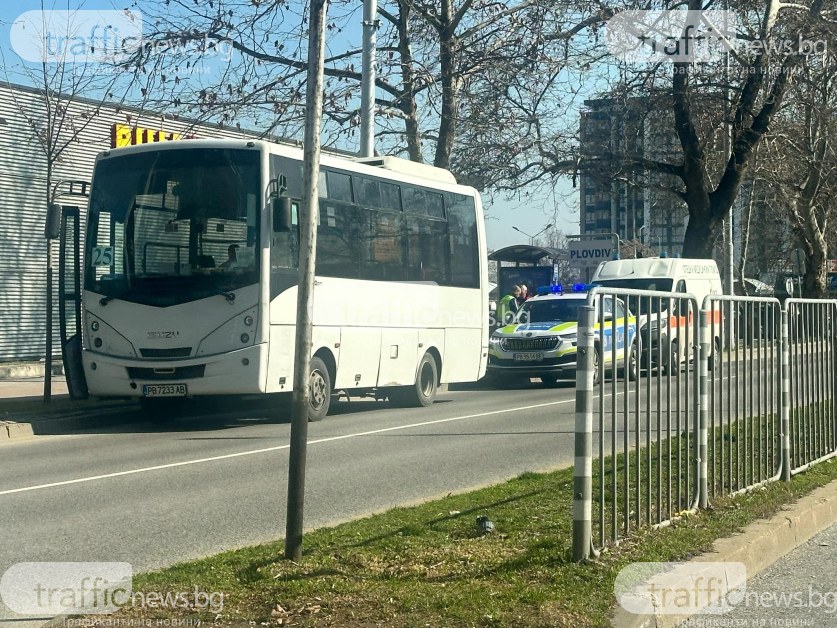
[537,284,564,295]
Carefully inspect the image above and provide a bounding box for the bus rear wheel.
[391,353,438,407]
[307,356,332,422]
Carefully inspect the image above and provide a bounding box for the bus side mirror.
[45,203,62,240]
[272,197,292,233]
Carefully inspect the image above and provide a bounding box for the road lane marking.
[0,399,574,496]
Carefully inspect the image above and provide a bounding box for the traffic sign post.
[567,233,620,281]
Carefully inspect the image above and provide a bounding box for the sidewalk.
[0,361,70,405]
[0,361,132,442]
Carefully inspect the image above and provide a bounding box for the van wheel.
[708,338,720,372]
[307,357,332,421]
[666,340,680,375]
[392,353,438,407]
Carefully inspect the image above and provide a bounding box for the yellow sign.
[110,123,192,149]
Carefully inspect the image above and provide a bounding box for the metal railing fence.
[573,289,837,562]
[573,287,700,559]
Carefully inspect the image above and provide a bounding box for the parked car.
[486,285,638,387]
[733,277,778,343]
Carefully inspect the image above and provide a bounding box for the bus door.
[57,204,89,399]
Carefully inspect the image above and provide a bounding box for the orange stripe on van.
[668,308,723,329]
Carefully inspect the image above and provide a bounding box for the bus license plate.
[142,383,188,397]
[514,352,543,361]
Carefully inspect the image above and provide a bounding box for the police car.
[486,284,639,386]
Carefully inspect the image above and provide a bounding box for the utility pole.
[722,7,735,347]
[285,0,328,562]
[359,0,377,157]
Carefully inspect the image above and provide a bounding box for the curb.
[0,399,137,443]
[0,419,34,442]
[611,477,837,627]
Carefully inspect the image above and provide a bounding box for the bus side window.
[271,201,299,270]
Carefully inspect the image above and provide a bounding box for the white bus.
[77,139,488,420]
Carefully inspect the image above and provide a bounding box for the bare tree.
[752,44,837,297]
[123,0,612,181]
[3,1,143,397]
[571,0,829,259]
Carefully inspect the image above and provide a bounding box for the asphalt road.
[0,365,774,625]
[0,382,581,616]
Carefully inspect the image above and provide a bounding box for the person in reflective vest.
[497,285,522,325]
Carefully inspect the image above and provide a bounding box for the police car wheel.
[624,341,639,381]
[592,345,602,386]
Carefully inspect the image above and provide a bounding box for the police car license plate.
[142,383,188,397]
[514,352,543,361]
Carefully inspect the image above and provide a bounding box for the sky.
[0,0,584,252]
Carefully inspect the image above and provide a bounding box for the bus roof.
[96,138,470,193]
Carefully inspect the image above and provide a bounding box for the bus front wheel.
[392,353,438,407]
[307,356,332,422]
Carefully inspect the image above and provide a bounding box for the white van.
[591,257,724,370]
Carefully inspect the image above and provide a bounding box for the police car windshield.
[517,299,581,324]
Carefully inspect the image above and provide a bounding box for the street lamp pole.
[513,223,552,245]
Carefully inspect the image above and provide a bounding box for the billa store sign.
[110,123,195,149]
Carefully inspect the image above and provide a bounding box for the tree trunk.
[802,232,828,299]
[683,194,722,259]
[396,1,422,162]
[434,1,456,170]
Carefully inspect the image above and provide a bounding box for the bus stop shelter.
[489,245,569,299]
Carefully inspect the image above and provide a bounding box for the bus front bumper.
[82,344,268,398]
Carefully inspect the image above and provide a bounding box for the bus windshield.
[85,148,261,307]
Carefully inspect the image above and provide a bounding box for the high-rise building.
[579,98,688,257]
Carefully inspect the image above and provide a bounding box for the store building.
[0,82,281,362]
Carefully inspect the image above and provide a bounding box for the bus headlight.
[196,306,259,356]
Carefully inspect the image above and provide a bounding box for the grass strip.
[100,458,837,628]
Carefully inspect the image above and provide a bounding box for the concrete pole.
[780,308,791,480]
[285,0,328,562]
[359,0,377,157]
[572,305,595,561]
[698,307,710,508]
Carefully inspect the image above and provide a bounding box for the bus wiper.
[218,288,236,303]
